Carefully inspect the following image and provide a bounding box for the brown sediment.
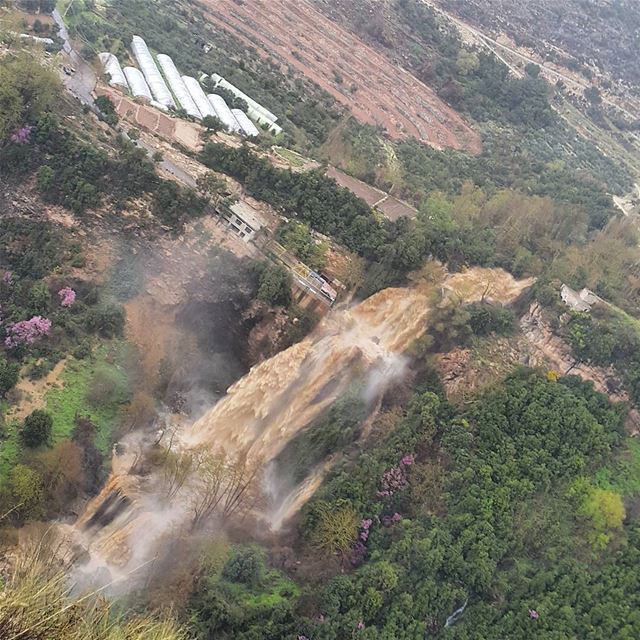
[71,267,532,572]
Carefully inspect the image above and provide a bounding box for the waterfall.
[63,267,533,584]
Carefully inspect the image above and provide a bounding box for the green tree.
[308,499,359,556]
[222,546,266,587]
[94,95,119,126]
[21,409,53,448]
[276,221,327,270]
[0,357,19,397]
[202,115,223,133]
[256,264,292,307]
[196,171,227,208]
[0,55,60,140]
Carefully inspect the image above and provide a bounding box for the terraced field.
[199,0,481,153]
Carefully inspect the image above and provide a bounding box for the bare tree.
[160,449,195,501]
[188,451,261,530]
[220,452,260,518]
[189,451,227,530]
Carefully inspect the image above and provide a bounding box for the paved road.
[52,9,97,106]
[134,138,198,188]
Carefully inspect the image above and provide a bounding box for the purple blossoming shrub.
[9,126,33,145]
[58,287,76,307]
[376,454,414,498]
[4,316,52,348]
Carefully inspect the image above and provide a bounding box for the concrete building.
[560,284,602,312]
[220,201,266,242]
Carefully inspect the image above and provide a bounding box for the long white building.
[123,67,152,102]
[208,94,242,133]
[209,73,282,135]
[99,52,128,91]
[131,35,175,109]
[232,108,260,137]
[157,54,201,119]
[182,76,216,119]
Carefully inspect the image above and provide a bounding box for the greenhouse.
[156,54,201,119]
[123,66,152,102]
[131,35,175,109]
[208,73,282,134]
[231,108,260,138]
[98,53,129,90]
[208,94,242,133]
[182,76,216,119]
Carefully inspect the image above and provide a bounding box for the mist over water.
[61,267,531,591]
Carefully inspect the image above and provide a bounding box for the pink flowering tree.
[9,126,33,145]
[376,454,414,499]
[4,316,52,349]
[58,287,76,307]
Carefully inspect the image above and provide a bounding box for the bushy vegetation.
[275,221,327,271]
[201,142,640,312]
[2,8,640,640]
[0,55,207,227]
[20,409,52,448]
[159,372,639,639]
[567,307,640,404]
[286,372,634,638]
[186,545,300,639]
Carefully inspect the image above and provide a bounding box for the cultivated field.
[199,0,481,153]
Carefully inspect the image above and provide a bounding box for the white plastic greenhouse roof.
[99,52,128,89]
[182,76,216,119]
[208,94,242,133]
[209,74,278,124]
[156,54,201,119]
[123,66,152,102]
[131,36,175,109]
[231,108,260,138]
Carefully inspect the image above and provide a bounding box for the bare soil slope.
[199,0,481,152]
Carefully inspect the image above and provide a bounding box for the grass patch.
[0,341,131,483]
[595,438,640,498]
[44,342,131,453]
[273,146,306,168]
[236,572,300,609]
[0,423,20,483]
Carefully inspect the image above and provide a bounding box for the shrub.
[0,357,19,396]
[222,546,266,587]
[21,409,53,448]
[256,264,292,307]
[468,302,516,336]
[86,365,130,408]
[94,95,118,127]
[9,464,44,522]
[86,303,125,338]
